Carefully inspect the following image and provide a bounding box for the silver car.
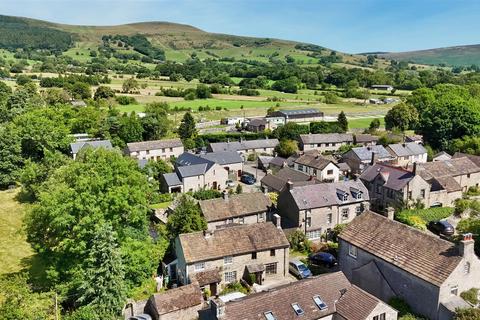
[289,259,313,279]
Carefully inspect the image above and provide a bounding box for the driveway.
[240,162,266,193]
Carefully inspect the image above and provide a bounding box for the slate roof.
[339,211,463,287]
[347,145,393,161]
[269,156,288,167]
[288,180,369,210]
[416,157,480,179]
[176,163,210,178]
[199,151,243,165]
[247,118,267,127]
[126,138,183,153]
[163,172,182,187]
[453,152,480,168]
[209,139,279,153]
[405,135,423,143]
[433,151,452,160]
[192,269,222,286]
[148,283,202,315]
[199,192,272,222]
[360,163,415,191]
[216,272,383,320]
[261,167,318,192]
[300,133,353,144]
[354,134,379,144]
[178,223,289,264]
[269,108,324,118]
[294,153,337,170]
[387,142,427,157]
[70,140,113,155]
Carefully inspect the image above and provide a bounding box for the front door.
[213,181,218,190]
[210,283,217,296]
[255,272,263,285]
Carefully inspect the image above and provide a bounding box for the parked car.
[308,251,337,268]
[226,179,236,188]
[240,174,256,185]
[289,260,312,279]
[128,314,152,320]
[428,220,454,236]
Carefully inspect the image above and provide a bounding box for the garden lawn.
[348,117,385,129]
[0,189,33,275]
[396,207,454,230]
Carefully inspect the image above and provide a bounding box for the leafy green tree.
[450,136,480,155]
[384,103,419,132]
[337,111,348,132]
[0,124,23,188]
[273,122,309,140]
[122,78,139,93]
[42,88,71,105]
[366,55,376,65]
[166,194,206,240]
[323,91,339,104]
[25,149,162,304]
[454,308,480,320]
[68,81,91,100]
[142,103,171,140]
[77,223,126,317]
[275,139,299,158]
[1,85,43,123]
[369,118,381,132]
[195,84,212,99]
[178,112,197,142]
[94,86,115,101]
[271,76,299,93]
[118,112,144,144]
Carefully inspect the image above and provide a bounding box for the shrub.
[460,288,479,305]
[236,184,243,194]
[190,189,222,200]
[247,153,257,161]
[220,281,250,295]
[324,91,339,104]
[288,230,311,253]
[115,95,137,105]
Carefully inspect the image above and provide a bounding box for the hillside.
[380,44,480,67]
[0,14,371,65]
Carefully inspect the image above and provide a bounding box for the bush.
[324,91,339,104]
[460,288,479,305]
[115,95,137,105]
[247,153,257,161]
[220,281,250,295]
[288,230,311,253]
[396,207,454,230]
[190,189,222,200]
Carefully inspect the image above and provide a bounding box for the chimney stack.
[211,298,226,319]
[273,213,282,229]
[371,151,378,165]
[287,179,293,190]
[222,190,229,201]
[386,207,395,220]
[203,229,214,239]
[459,233,475,258]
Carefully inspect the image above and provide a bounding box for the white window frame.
[194,262,205,271]
[342,208,350,221]
[224,271,237,283]
[224,256,233,265]
[348,244,357,258]
[306,229,321,240]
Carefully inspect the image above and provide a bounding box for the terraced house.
[202,271,398,320]
[299,133,354,153]
[208,138,279,157]
[277,180,369,241]
[341,145,395,174]
[339,212,480,320]
[174,222,289,295]
[126,138,184,161]
[199,192,273,230]
[386,142,428,167]
[293,152,340,182]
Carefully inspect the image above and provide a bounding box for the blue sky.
[2,0,480,53]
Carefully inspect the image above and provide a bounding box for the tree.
[94,86,115,101]
[271,76,299,93]
[68,81,91,100]
[0,124,23,188]
[369,118,381,132]
[122,78,139,93]
[275,139,299,158]
[195,84,212,99]
[274,122,309,141]
[0,81,12,103]
[24,149,162,305]
[142,103,171,140]
[384,103,419,132]
[77,223,126,317]
[454,308,480,320]
[337,111,348,132]
[118,112,144,144]
[366,55,376,65]
[323,91,339,104]
[178,112,197,141]
[166,194,206,240]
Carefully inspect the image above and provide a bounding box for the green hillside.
[380,44,480,67]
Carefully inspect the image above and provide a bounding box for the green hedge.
[395,207,454,230]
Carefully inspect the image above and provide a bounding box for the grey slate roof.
[176,163,210,178]
[294,153,337,170]
[126,138,183,153]
[387,142,427,157]
[360,163,415,191]
[269,108,324,118]
[163,172,182,187]
[199,151,243,165]
[348,145,393,161]
[300,133,353,144]
[209,138,279,153]
[70,140,113,155]
[261,167,318,192]
[354,134,379,144]
[288,180,369,210]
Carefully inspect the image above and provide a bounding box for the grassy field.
[0,190,33,276]
[348,117,385,129]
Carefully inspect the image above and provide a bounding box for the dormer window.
[291,303,304,316]
[264,311,277,320]
[313,295,328,310]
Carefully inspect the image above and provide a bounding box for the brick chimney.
[459,233,475,258]
[203,229,214,239]
[371,151,378,165]
[211,298,225,319]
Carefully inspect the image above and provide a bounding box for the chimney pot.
[459,233,475,258]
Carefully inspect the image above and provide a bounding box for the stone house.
[199,192,273,230]
[245,118,267,132]
[202,271,398,320]
[174,222,289,293]
[293,152,340,182]
[126,138,184,161]
[342,145,395,174]
[360,163,431,210]
[199,151,244,180]
[415,157,480,202]
[386,142,428,167]
[261,167,319,193]
[277,180,370,241]
[299,133,354,153]
[433,152,452,162]
[354,134,379,146]
[144,283,203,320]
[208,138,279,157]
[70,139,113,160]
[162,153,229,193]
[339,211,480,320]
